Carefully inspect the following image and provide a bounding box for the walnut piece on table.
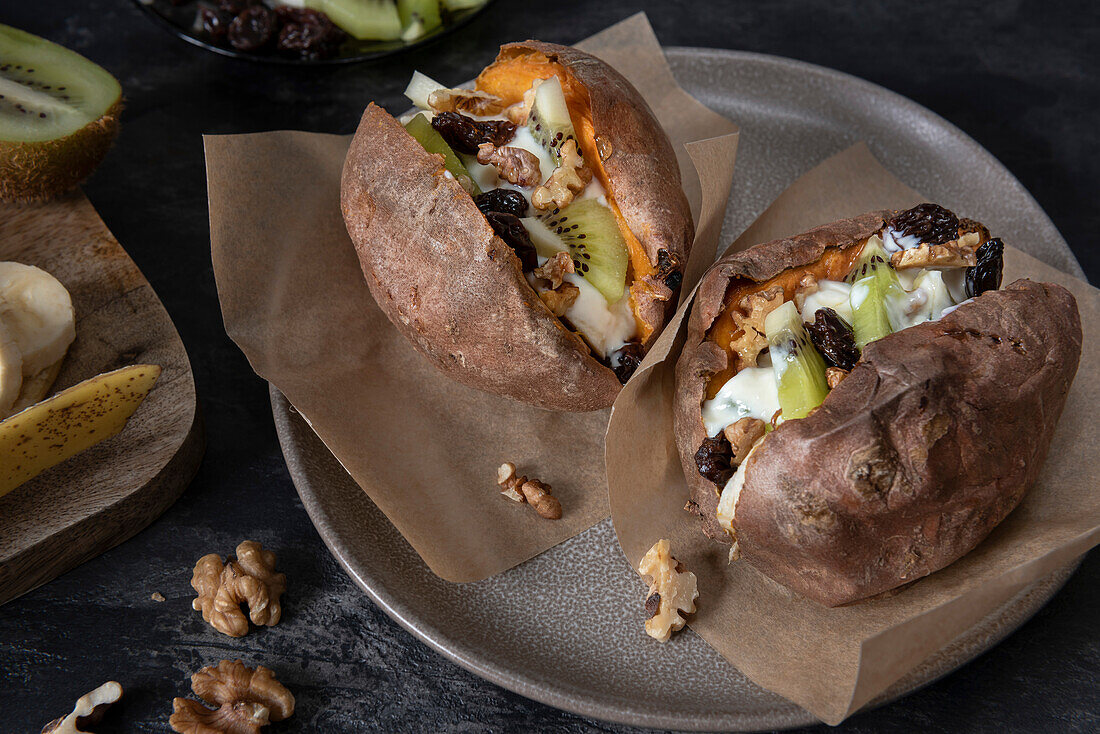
[41,681,123,734]
[497,462,563,519]
[637,539,698,642]
[170,659,294,734]
[191,541,286,637]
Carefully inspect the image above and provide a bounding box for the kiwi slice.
[397,0,442,41]
[0,25,121,203]
[764,301,828,421]
[525,199,628,303]
[847,236,903,350]
[308,0,403,40]
[403,113,480,194]
[527,76,576,164]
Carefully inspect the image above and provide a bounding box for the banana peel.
[0,364,160,498]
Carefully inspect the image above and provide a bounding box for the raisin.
[694,435,735,486]
[475,189,528,218]
[806,307,859,371]
[965,237,1004,298]
[612,341,645,384]
[228,6,276,52]
[199,8,231,39]
[888,203,960,245]
[275,9,345,60]
[655,249,683,291]
[485,212,537,271]
[431,112,516,155]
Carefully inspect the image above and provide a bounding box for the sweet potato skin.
[341,42,693,410]
[342,103,621,411]
[675,216,1082,606]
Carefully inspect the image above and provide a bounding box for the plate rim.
[272,45,1085,731]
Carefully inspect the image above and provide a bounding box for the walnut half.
[169,660,294,734]
[532,139,592,210]
[41,681,123,734]
[476,143,542,187]
[637,539,698,642]
[191,541,286,637]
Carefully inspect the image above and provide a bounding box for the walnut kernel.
[532,139,592,210]
[723,417,766,465]
[538,283,580,316]
[191,541,286,638]
[637,539,698,642]
[170,660,294,734]
[826,366,849,389]
[427,87,505,116]
[533,251,575,289]
[891,231,980,270]
[497,462,526,502]
[729,286,784,368]
[496,463,562,519]
[476,143,542,187]
[41,681,123,734]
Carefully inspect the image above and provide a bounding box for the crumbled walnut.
[476,143,542,187]
[532,139,592,210]
[496,463,562,519]
[826,366,848,389]
[891,231,980,270]
[427,87,505,116]
[792,273,819,312]
[497,462,526,502]
[503,79,542,124]
[41,681,123,734]
[723,417,766,465]
[521,479,563,519]
[151,592,166,602]
[191,541,286,638]
[728,286,784,367]
[538,283,580,316]
[170,660,294,734]
[533,251,575,289]
[637,539,698,642]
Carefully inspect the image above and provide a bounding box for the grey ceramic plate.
[272,47,1085,731]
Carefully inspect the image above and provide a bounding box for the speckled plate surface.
[272,47,1085,731]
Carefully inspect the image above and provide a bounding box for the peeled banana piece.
[0,364,161,498]
[0,261,76,376]
[0,318,22,415]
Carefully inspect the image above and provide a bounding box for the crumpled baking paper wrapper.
[607,142,1100,724]
[206,13,738,582]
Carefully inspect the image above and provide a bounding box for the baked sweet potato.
[341,41,693,411]
[674,206,1082,606]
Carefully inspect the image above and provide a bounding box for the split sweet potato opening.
[476,52,657,342]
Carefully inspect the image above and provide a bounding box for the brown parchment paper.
[206,13,738,583]
[607,143,1100,724]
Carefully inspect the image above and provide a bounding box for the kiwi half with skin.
[524,198,629,303]
[0,25,121,203]
[527,76,576,164]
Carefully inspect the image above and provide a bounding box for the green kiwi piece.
[0,25,121,202]
[527,76,576,164]
[403,113,480,194]
[397,0,442,40]
[764,300,829,421]
[308,0,402,40]
[847,236,904,349]
[529,199,628,303]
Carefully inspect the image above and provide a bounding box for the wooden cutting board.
[0,191,203,606]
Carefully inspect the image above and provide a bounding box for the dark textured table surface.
[2,1,1098,731]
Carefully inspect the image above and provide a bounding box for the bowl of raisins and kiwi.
[134,0,491,64]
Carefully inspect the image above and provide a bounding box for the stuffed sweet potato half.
[674,204,1082,607]
[340,41,693,411]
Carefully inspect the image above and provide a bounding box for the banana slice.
[0,318,22,416]
[0,262,76,377]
